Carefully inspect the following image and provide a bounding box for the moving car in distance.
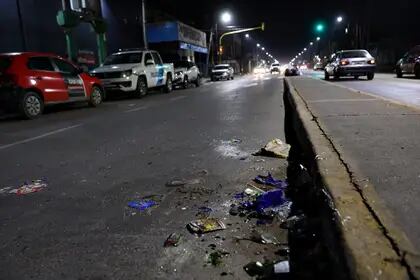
[91,49,174,98]
[211,64,234,81]
[324,49,376,81]
[270,63,281,74]
[0,52,104,119]
[284,64,301,76]
[173,61,201,89]
[396,45,420,78]
[314,62,324,70]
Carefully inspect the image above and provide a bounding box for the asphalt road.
[0,74,288,279]
[304,70,420,108]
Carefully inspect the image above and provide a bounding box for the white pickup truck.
[91,49,174,97]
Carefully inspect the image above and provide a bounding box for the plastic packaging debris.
[187,218,226,234]
[127,200,156,211]
[253,138,290,158]
[254,189,287,212]
[254,173,288,188]
[274,261,290,273]
[9,180,47,195]
[231,138,242,144]
[0,187,13,194]
[164,233,181,247]
[208,250,230,266]
[244,187,263,196]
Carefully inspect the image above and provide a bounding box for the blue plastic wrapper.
[128,200,156,210]
[254,173,288,188]
[254,189,286,211]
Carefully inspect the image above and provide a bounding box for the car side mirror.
[146,59,154,66]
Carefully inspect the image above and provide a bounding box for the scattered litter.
[165,180,186,187]
[274,261,290,274]
[254,189,287,212]
[244,186,264,196]
[253,138,290,158]
[244,261,266,277]
[127,199,157,211]
[196,206,213,218]
[276,246,290,257]
[208,250,230,266]
[187,218,226,234]
[250,230,279,245]
[0,187,13,194]
[9,180,47,195]
[197,169,209,176]
[181,207,187,210]
[281,214,306,229]
[254,173,288,188]
[164,233,181,247]
[256,159,265,162]
[231,138,242,144]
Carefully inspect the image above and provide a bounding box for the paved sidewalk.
[287,77,420,274]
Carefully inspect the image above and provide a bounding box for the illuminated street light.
[315,23,325,33]
[310,42,313,45]
[262,47,265,50]
[316,37,321,41]
[220,11,232,24]
[245,33,250,38]
[257,43,260,47]
[336,16,343,23]
[304,48,307,51]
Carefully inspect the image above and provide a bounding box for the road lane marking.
[243,82,258,88]
[309,98,377,103]
[0,124,82,151]
[124,106,148,113]
[170,95,187,101]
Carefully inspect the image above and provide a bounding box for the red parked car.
[0,52,104,119]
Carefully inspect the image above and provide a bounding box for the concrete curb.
[283,78,415,279]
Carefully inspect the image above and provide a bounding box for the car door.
[144,52,157,88]
[405,52,416,73]
[152,52,165,86]
[51,57,86,101]
[26,56,68,102]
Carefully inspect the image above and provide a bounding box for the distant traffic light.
[315,23,325,33]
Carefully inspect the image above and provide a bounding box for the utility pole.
[15,0,27,51]
[142,0,148,49]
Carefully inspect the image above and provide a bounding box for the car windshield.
[103,52,142,65]
[174,61,190,68]
[0,56,12,73]
[341,51,369,58]
[214,65,229,70]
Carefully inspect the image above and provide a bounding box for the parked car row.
[0,49,207,120]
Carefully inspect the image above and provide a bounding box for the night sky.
[150,0,420,62]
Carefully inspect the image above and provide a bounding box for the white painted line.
[309,98,377,103]
[243,82,258,88]
[0,124,82,151]
[124,106,148,113]
[170,95,187,101]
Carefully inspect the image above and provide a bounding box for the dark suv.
[396,45,420,78]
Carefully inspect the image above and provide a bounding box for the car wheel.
[333,71,340,80]
[195,75,201,87]
[231,75,234,80]
[367,72,375,80]
[324,71,330,81]
[135,76,148,98]
[19,91,44,119]
[396,67,403,78]
[89,86,103,107]
[415,65,420,79]
[354,75,359,80]
[164,74,173,93]
[182,76,188,89]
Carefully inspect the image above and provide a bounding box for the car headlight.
[222,72,228,76]
[121,70,133,78]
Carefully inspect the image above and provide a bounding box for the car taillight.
[340,59,350,66]
[367,59,375,64]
